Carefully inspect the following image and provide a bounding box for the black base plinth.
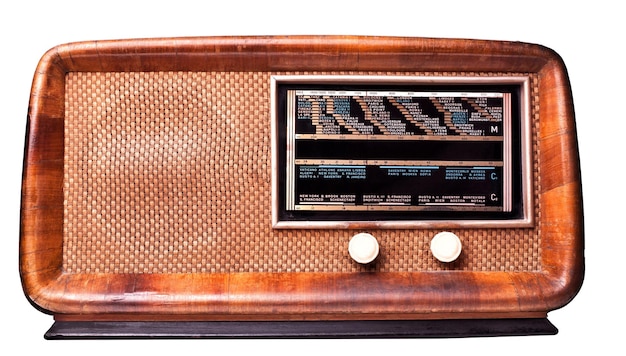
[44,318,558,339]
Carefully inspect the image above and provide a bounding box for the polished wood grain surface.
[20,36,584,321]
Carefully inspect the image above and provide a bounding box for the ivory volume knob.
[430,231,462,263]
[349,232,379,264]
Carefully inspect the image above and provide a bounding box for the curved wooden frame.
[20,36,583,323]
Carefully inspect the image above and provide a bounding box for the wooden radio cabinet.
[20,36,584,338]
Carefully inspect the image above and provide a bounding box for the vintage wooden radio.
[20,36,584,338]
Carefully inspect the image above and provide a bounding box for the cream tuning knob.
[430,231,462,263]
[349,232,379,264]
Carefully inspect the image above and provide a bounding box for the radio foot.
[44,318,558,339]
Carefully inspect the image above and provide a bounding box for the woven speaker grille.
[63,71,541,274]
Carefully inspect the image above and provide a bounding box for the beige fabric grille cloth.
[63,71,541,274]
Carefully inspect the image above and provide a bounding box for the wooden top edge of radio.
[20,36,584,320]
[35,35,558,73]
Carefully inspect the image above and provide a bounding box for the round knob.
[349,232,379,264]
[430,231,462,263]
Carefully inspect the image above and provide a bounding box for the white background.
[2,1,622,354]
